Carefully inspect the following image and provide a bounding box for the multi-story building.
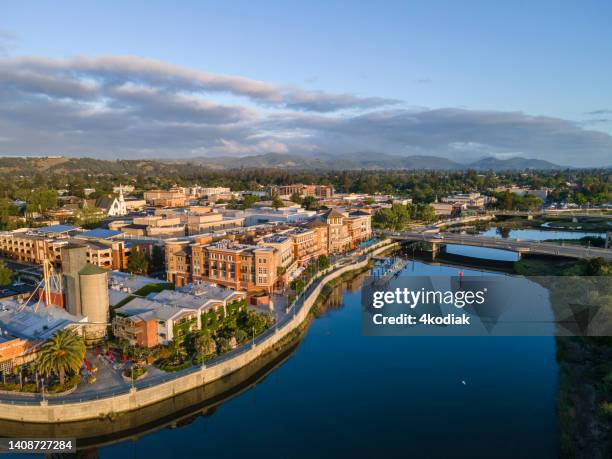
[287,227,325,265]
[112,283,245,347]
[185,212,244,235]
[164,210,372,291]
[260,234,297,287]
[190,240,278,292]
[244,206,316,226]
[441,192,486,209]
[143,189,187,207]
[269,184,334,200]
[0,227,129,270]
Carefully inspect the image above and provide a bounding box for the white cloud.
[0,54,611,166]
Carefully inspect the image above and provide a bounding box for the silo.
[61,243,87,316]
[79,264,109,343]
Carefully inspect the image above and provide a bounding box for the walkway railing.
[0,239,392,406]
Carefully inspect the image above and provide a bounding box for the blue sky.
[1,0,611,165]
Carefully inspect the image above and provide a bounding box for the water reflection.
[2,254,560,459]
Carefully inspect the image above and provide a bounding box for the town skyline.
[2,1,612,166]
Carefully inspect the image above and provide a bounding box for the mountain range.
[0,153,571,175]
[176,152,566,171]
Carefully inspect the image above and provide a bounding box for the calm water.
[479,226,605,241]
[443,226,607,262]
[91,258,559,459]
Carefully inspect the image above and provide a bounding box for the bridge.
[387,231,612,260]
[493,209,612,219]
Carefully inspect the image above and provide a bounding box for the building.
[95,191,127,216]
[184,211,244,235]
[0,302,85,373]
[113,184,135,194]
[441,192,486,209]
[244,207,316,226]
[431,202,458,217]
[112,282,244,347]
[143,189,187,207]
[61,244,109,343]
[124,197,147,212]
[0,226,129,271]
[190,240,278,292]
[164,210,372,291]
[166,238,279,292]
[269,184,334,199]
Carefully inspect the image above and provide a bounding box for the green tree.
[419,204,437,223]
[373,204,410,230]
[502,191,513,210]
[317,254,330,270]
[302,195,320,210]
[242,194,258,209]
[289,192,303,205]
[195,334,217,360]
[167,336,187,364]
[272,195,284,210]
[150,245,165,274]
[0,260,13,286]
[36,329,85,386]
[127,247,150,275]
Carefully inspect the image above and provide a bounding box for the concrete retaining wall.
[0,241,395,423]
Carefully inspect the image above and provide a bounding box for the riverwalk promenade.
[0,239,396,423]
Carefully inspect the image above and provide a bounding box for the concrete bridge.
[387,231,612,260]
[494,210,612,219]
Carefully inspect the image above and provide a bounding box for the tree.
[127,247,150,275]
[167,337,187,364]
[419,204,437,223]
[373,204,410,230]
[242,194,258,209]
[0,260,12,286]
[317,254,330,270]
[291,278,306,294]
[502,191,513,210]
[150,245,165,274]
[363,197,375,205]
[272,195,284,210]
[289,192,303,205]
[36,329,85,386]
[302,195,319,210]
[195,334,217,360]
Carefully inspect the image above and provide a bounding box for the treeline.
[373,203,437,230]
[0,158,609,215]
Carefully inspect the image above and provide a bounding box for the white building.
[95,190,127,216]
[244,207,317,226]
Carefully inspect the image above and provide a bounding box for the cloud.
[585,109,612,115]
[0,30,18,56]
[0,55,398,112]
[0,54,611,166]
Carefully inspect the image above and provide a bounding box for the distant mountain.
[182,152,463,170]
[180,152,565,171]
[467,157,565,171]
[0,153,570,175]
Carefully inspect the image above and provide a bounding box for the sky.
[1,0,611,166]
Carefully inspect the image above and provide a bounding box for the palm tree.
[36,329,85,387]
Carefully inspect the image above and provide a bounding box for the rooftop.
[78,228,122,239]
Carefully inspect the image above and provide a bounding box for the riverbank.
[0,240,396,423]
[515,256,612,458]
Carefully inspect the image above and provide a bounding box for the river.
[74,253,558,458]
